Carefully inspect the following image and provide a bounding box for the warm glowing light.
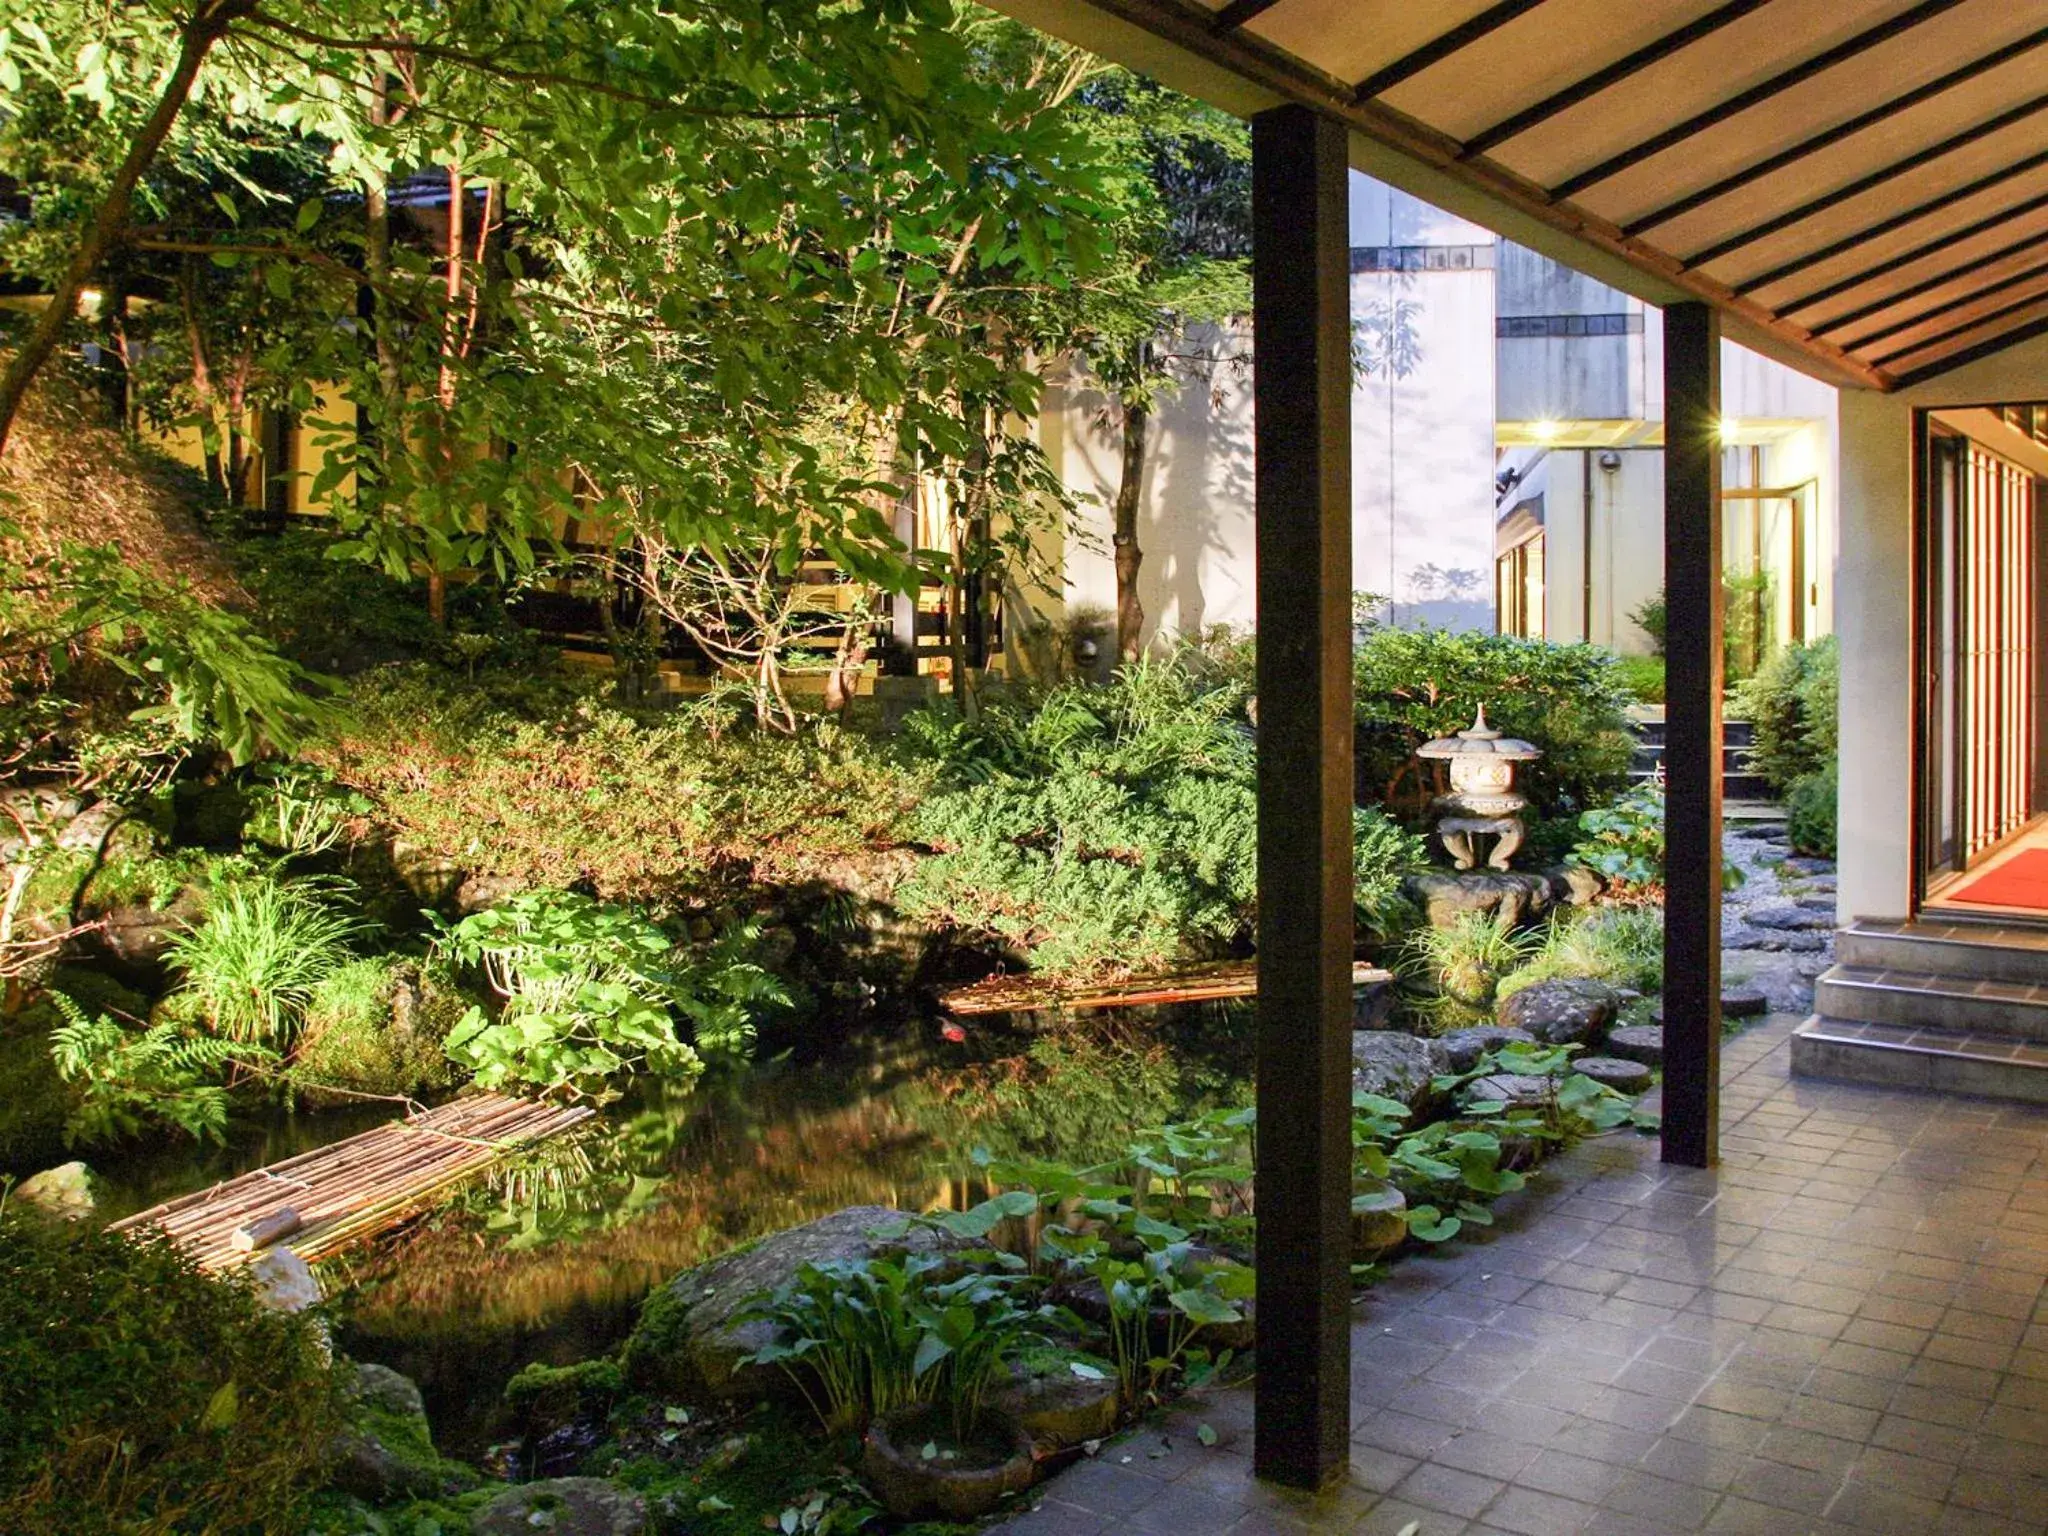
[1531,419,1561,442]
[1717,416,1741,443]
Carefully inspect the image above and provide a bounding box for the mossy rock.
[291,958,464,1106]
[623,1207,978,1401]
[329,1362,475,1504]
[503,1359,624,1439]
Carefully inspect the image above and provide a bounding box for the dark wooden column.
[1662,301,1723,1168]
[1251,102,1354,1490]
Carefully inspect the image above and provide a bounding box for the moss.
[620,1281,696,1394]
[503,1358,625,1437]
[17,849,94,924]
[291,957,461,1104]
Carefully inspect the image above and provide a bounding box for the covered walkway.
[996,1016,2048,1534]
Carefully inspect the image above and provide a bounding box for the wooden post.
[1251,102,1355,1489]
[1662,301,1723,1168]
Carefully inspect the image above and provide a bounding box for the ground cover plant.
[899,657,1424,978]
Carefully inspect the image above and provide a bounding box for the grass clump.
[1498,906,1664,1000]
[1397,912,1539,1031]
[165,874,368,1047]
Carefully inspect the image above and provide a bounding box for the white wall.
[1835,389,1916,923]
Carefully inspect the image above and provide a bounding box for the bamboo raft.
[940,958,1394,1018]
[111,1094,594,1272]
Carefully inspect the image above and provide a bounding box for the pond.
[86,1006,1252,1460]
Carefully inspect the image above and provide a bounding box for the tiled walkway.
[994,1016,2048,1535]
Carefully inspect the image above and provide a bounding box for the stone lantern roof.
[1416,706,1540,762]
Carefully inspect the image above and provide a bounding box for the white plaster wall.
[1350,176,1498,631]
[1835,389,1917,924]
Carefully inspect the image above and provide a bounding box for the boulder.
[1352,972,1396,1031]
[1351,1031,1450,1112]
[1556,864,1605,907]
[472,1478,649,1536]
[1438,1026,1536,1074]
[1605,1025,1664,1067]
[1572,1057,1654,1096]
[96,885,205,972]
[330,1362,455,1503]
[1405,871,1555,931]
[15,1161,96,1220]
[1496,978,1620,1046]
[628,1206,978,1400]
[248,1247,322,1314]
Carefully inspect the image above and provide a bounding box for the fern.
[47,992,258,1147]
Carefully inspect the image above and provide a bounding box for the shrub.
[165,874,368,1046]
[0,1214,342,1535]
[1787,769,1837,860]
[1567,782,1665,896]
[1611,654,1665,705]
[436,890,787,1095]
[312,667,922,904]
[900,659,1424,978]
[291,956,463,1103]
[1734,636,1838,795]
[1352,625,1635,820]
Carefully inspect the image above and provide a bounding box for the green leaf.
[696,1496,732,1513]
[1196,1423,1219,1447]
[200,1379,239,1431]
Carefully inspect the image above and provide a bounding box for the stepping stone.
[1744,900,1833,931]
[1439,1025,1536,1073]
[1467,1073,1553,1109]
[1721,986,1769,1019]
[1573,1057,1653,1095]
[1606,1025,1663,1066]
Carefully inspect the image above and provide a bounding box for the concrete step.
[1837,919,2048,985]
[1790,1015,2048,1104]
[1813,964,2048,1041]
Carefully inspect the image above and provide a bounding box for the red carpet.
[1948,848,2048,909]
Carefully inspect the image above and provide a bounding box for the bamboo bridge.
[939,958,1393,1018]
[111,1093,593,1272]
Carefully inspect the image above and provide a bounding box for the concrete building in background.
[1033,171,1838,661]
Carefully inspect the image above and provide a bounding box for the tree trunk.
[0,0,252,456]
[1113,396,1149,665]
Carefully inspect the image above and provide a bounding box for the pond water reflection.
[300,1007,1253,1455]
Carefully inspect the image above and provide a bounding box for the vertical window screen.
[1962,445,2038,862]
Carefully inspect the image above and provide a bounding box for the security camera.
[1596,451,1622,473]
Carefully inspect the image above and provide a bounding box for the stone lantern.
[1417,706,1542,872]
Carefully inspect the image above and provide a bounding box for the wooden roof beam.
[1351,0,1552,102]
[1866,288,2048,368]
[1834,255,2048,351]
[1684,91,2048,269]
[1740,149,2048,298]
[1627,26,2048,236]
[1462,0,1774,157]
[1808,232,2048,336]
[1553,0,1967,199]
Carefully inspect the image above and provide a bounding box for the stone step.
[1837,919,2048,985]
[1790,1015,2048,1104]
[1813,965,2048,1041]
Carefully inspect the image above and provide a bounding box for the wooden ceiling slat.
[1626,26,2048,236]
[1462,0,1774,157]
[1810,233,2048,336]
[1894,313,2048,385]
[1683,92,2048,269]
[1866,289,2048,367]
[1349,0,1552,102]
[1739,149,2048,297]
[1551,0,1968,200]
[1838,257,2048,350]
